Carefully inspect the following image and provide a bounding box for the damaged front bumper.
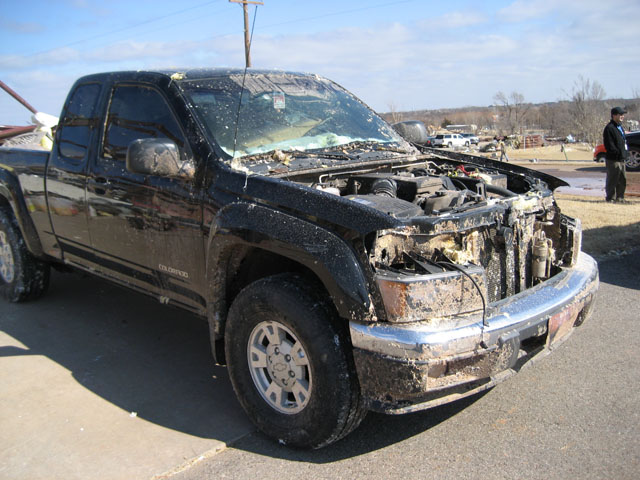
[350,252,599,414]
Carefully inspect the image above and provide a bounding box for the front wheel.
[0,210,50,302]
[626,149,640,171]
[225,274,366,448]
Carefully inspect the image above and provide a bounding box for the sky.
[1,0,639,126]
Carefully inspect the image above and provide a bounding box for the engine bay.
[311,157,546,218]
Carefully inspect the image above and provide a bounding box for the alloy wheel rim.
[0,231,15,283]
[247,320,312,414]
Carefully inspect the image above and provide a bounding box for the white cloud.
[497,0,557,22]
[2,2,640,125]
[0,19,45,34]
[0,47,81,69]
[435,11,487,29]
[89,40,203,62]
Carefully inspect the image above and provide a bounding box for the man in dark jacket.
[603,106,629,203]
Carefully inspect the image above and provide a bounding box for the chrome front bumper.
[350,252,599,413]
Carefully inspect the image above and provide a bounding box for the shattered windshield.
[180,72,408,161]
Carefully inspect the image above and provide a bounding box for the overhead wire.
[21,0,420,59]
[24,0,225,58]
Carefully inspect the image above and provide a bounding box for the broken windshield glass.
[180,72,409,163]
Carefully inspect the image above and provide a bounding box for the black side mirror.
[126,138,194,179]
[392,121,429,145]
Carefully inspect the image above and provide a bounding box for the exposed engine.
[315,160,522,217]
[311,158,580,304]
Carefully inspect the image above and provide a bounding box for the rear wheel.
[0,210,50,302]
[225,273,366,448]
[626,148,640,171]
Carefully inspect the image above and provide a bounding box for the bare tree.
[537,102,572,138]
[567,76,606,146]
[387,102,404,124]
[493,91,529,135]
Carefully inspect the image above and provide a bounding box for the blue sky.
[1,0,639,125]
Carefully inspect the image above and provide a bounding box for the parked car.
[461,133,480,145]
[593,130,640,171]
[432,133,468,148]
[593,143,606,163]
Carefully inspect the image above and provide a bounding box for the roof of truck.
[76,68,320,83]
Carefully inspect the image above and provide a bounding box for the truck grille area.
[477,222,534,303]
[373,202,578,306]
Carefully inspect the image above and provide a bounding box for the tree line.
[383,77,639,146]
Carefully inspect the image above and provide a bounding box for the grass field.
[555,194,640,259]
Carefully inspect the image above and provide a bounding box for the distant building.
[445,124,476,133]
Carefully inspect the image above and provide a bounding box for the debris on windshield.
[272,149,292,165]
[179,71,413,172]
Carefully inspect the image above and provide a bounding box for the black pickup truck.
[0,69,598,448]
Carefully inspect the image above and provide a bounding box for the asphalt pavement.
[175,251,640,480]
[1,251,639,480]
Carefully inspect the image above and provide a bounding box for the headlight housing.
[375,264,487,326]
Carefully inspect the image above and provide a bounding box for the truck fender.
[205,202,373,357]
[0,168,44,257]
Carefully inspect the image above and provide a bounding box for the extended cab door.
[46,82,101,264]
[86,82,206,313]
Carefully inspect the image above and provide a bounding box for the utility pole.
[229,0,263,68]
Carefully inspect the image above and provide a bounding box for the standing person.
[498,137,509,162]
[603,106,629,203]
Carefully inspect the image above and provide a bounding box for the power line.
[24,0,224,58]
[252,0,418,31]
[22,0,420,63]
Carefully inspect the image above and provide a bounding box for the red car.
[593,130,640,171]
[593,143,607,163]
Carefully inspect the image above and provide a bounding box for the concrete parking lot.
[0,271,253,480]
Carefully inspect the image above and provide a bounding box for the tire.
[595,153,606,163]
[626,148,640,171]
[464,141,470,147]
[225,273,366,448]
[447,142,453,148]
[0,210,50,302]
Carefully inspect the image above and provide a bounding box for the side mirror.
[126,138,195,179]
[392,121,429,145]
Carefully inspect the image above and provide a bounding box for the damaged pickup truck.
[0,69,598,448]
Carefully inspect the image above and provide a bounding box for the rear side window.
[57,83,101,160]
[102,85,185,161]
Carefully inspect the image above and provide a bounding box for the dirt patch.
[478,143,594,162]
[555,194,640,259]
